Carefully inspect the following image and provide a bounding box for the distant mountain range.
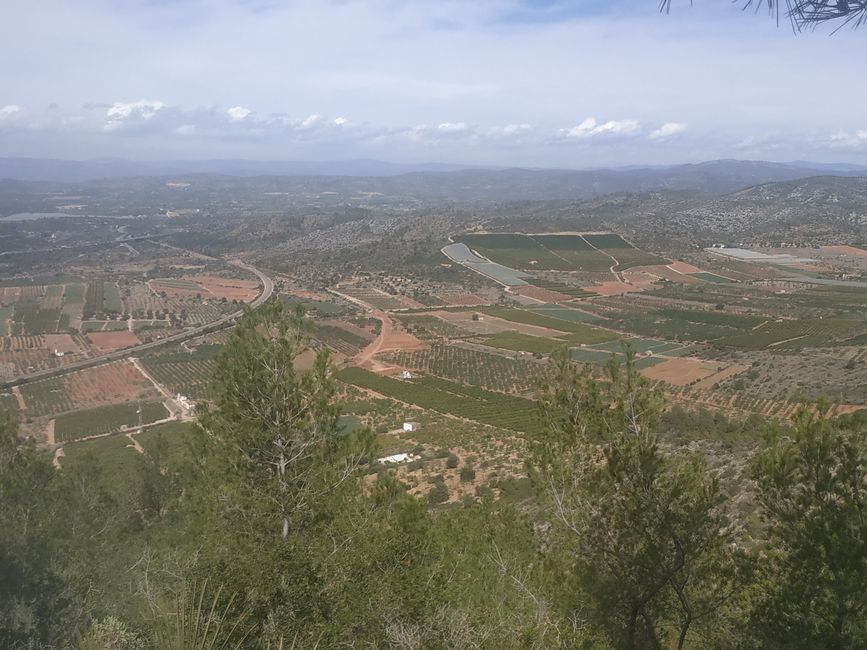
[2,157,867,201]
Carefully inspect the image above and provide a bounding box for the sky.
[1,0,865,168]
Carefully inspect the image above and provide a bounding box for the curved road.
[1,259,273,389]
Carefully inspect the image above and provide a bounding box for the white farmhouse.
[403,421,420,432]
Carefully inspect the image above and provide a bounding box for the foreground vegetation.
[2,302,865,649]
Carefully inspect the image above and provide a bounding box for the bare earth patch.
[641,358,728,386]
[585,281,638,296]
[511,285,571,302]
[436,291,489,306]
[692,362,750,391]
[60,360,156,410]
[87,330,142,352]
[821,245,867,259]
[43,334,81,354]
[188,275,260,302]
[668,261,704,274]
[626,265,705,285]
[355,311,427,372]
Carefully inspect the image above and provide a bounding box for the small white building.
[53,349,65,357]
[403,421,420,432]
[400,370,414,380]
[377,452,421,465]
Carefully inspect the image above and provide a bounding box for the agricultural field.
[582,234,669,270]
[528,234,614,272]
[477,306,616,342]
[0,305,14,335]
[19,360,157,417]
[86,330,142,352]
[381,345,546,395]
[140,345,222,400]
[481,331,569,355]
[314,324,370,356]
[394,314,473,341]
[11,301,66,335]
[455,233,605,273]
[337,367,541,434]
[338,287,421,310]
[103,282,123,313]
[434,290,488,306]
[53,401,169,443]
[524,277,596,298]
[282,295,350,316]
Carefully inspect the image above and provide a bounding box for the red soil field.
[61,360,156,409]
[87,330,141,352]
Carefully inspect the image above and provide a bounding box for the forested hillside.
[2,301,864,649]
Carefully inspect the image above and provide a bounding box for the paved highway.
[1,258,273,389]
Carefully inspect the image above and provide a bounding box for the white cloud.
[0,104,23,119]
[103,99,164,130]
[174,124,196,136]
[564,117,641,139]
[830,129,867,148]
[501,123,531,135]
[649,122,687,141]
[227,105,252,122]
[438,122,468,132]
[301,113,321,128]
[333,116,347,126]
[106,100,163,121]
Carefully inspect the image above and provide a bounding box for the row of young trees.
[1,300,865,648]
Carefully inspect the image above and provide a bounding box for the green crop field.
[688,272,734,283]
[482,331,568,355]
[455,233,639,272]
[83,281,104,317]
[529,235,613,272]
[0,305,13,335]
[103,282,123,313]
[456,233,575,271]
[315,324,369,355]
[394,314,471,340]
[382,345,545,395]
[337,367,542,433]
[141,344,221,400]
[63,283,86,303]
[525,277,596,297]
[19,377,74,417]
[478,306,616,342]
[151,278,204,290]
[715,318,861,349]
[54,401,168,443]
[82,320,129,332]
[655,308,766,330]
[12,302,63,335]
[524,303,604,323]
[582,234,668,270]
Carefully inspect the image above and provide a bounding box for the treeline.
[1,301,865,649]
